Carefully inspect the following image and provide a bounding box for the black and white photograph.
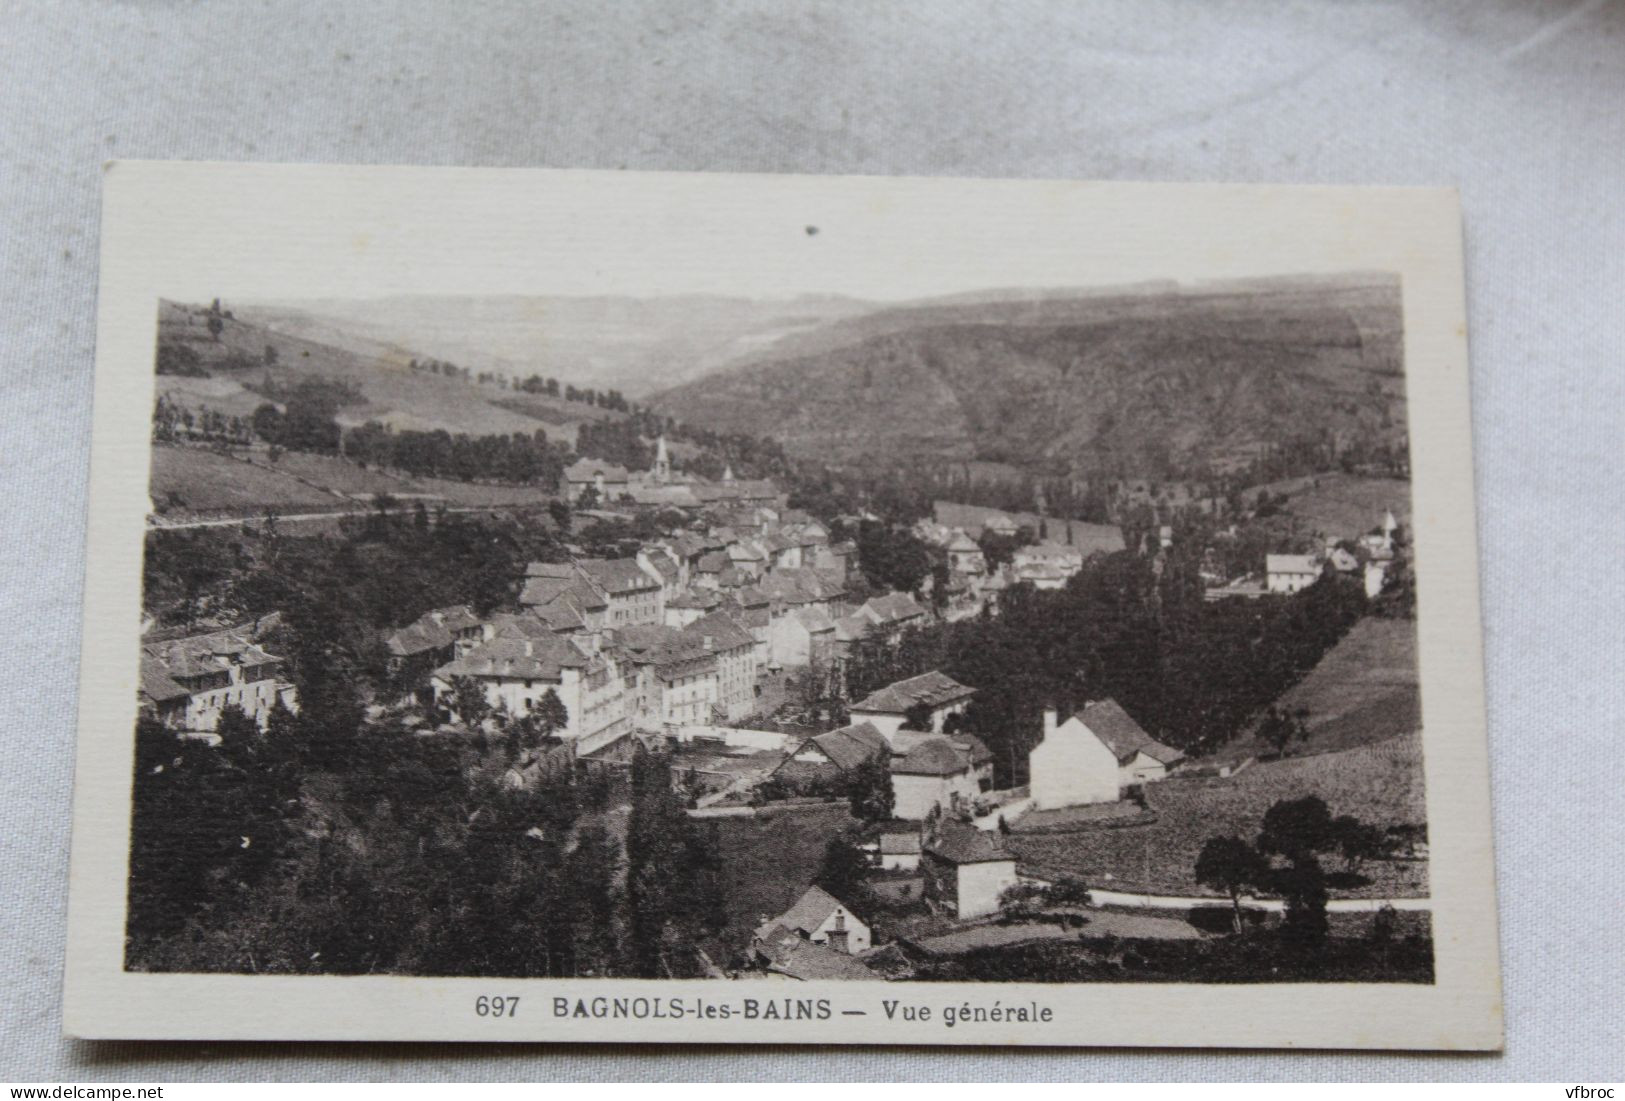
[62,164,1500,1048]
[131,273,1429,987]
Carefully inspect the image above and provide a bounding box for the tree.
[215,703,262,762]
[532,688,570,739]
[814,832,871,901]
[846,750,895,822]
[547,499,572,532]
[854,522,931,594]
[902,701,934,732]
[1258,706,1294,758]
[1257,795,1335,861]
[156,342,206,377]
[1194,835,1269,934]
[448,675,492,728]
[1330,814,1385,873]
[1278,852,1329,947]
[623,745,725,977]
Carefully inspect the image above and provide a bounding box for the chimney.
[826,911,850,954]
[1042,706,1058,739]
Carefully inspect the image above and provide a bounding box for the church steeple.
[653,435,671,483]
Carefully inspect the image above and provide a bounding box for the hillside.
[1210,616,1421,766]
[229,294,875,399]
[651,275,1405,478]
[155,300,620,445]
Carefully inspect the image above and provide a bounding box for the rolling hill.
[650,275,1406,478]
[228,294,875,400]
[155,300,618,445]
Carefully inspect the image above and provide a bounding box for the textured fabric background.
[2,0,1621,1082]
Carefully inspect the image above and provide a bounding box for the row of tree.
[1195,794,1394,942]
[129,702,726,978]
[835,550,1371,785]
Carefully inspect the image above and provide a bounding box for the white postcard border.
[65,162,1501,1049]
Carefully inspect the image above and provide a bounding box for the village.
[135,419,1429,984]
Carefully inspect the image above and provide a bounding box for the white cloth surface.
[2,0,1621,1082]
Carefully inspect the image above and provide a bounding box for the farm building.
[850,670,976,739]
[1266,553,1322,594]
[753,885,872,956]
[867,825,923,872]
[921,820,1020,920]
[1028,700,1184,809]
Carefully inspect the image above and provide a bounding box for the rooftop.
[577,557,660,595]
[851,670,976,715]
[924,819,1014,865]
[1070,698,1185,765]
[434,633,589,682]
[1266,553,1321,575]
[805,722,888,772]
[754,884,860,943]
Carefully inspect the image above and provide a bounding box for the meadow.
[1009,734,1429,900]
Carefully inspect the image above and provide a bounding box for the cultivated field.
[1250,472,1412,540]
[149,444,557,520]
[1009,734,1429,899]
[149,445,341,514]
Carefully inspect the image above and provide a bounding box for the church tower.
[653,435,671,484]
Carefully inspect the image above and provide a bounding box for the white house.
[887,731,988,820]
[683,610,758,722]
[562,458,631,500]
[1363,560,1389,598]
[945,530,986,576]
[868,826,922,872]
[768,605,836,668]
[921,819,1020,920]
[577,557,666,627]
[753,885,872,956]
[1029,700,1185,809]
[1266,553,1322,594]
[849,670,976,740]
[429,623,629,742]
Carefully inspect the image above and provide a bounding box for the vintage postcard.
[64,163,1501,1048]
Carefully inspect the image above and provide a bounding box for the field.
[148,445,342,514]
[1008,734,1429,899]
[149,444,556,520]
[157,301,605,444]
[701,803,860,962]
[1250,472,1412,541]
[1216,616,1421,763]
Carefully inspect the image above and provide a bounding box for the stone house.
[921,820,1020,920]
[1028,700,1184,809]
[849,670,976,739]
[138,616,298,735]
[753,885,873,958]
